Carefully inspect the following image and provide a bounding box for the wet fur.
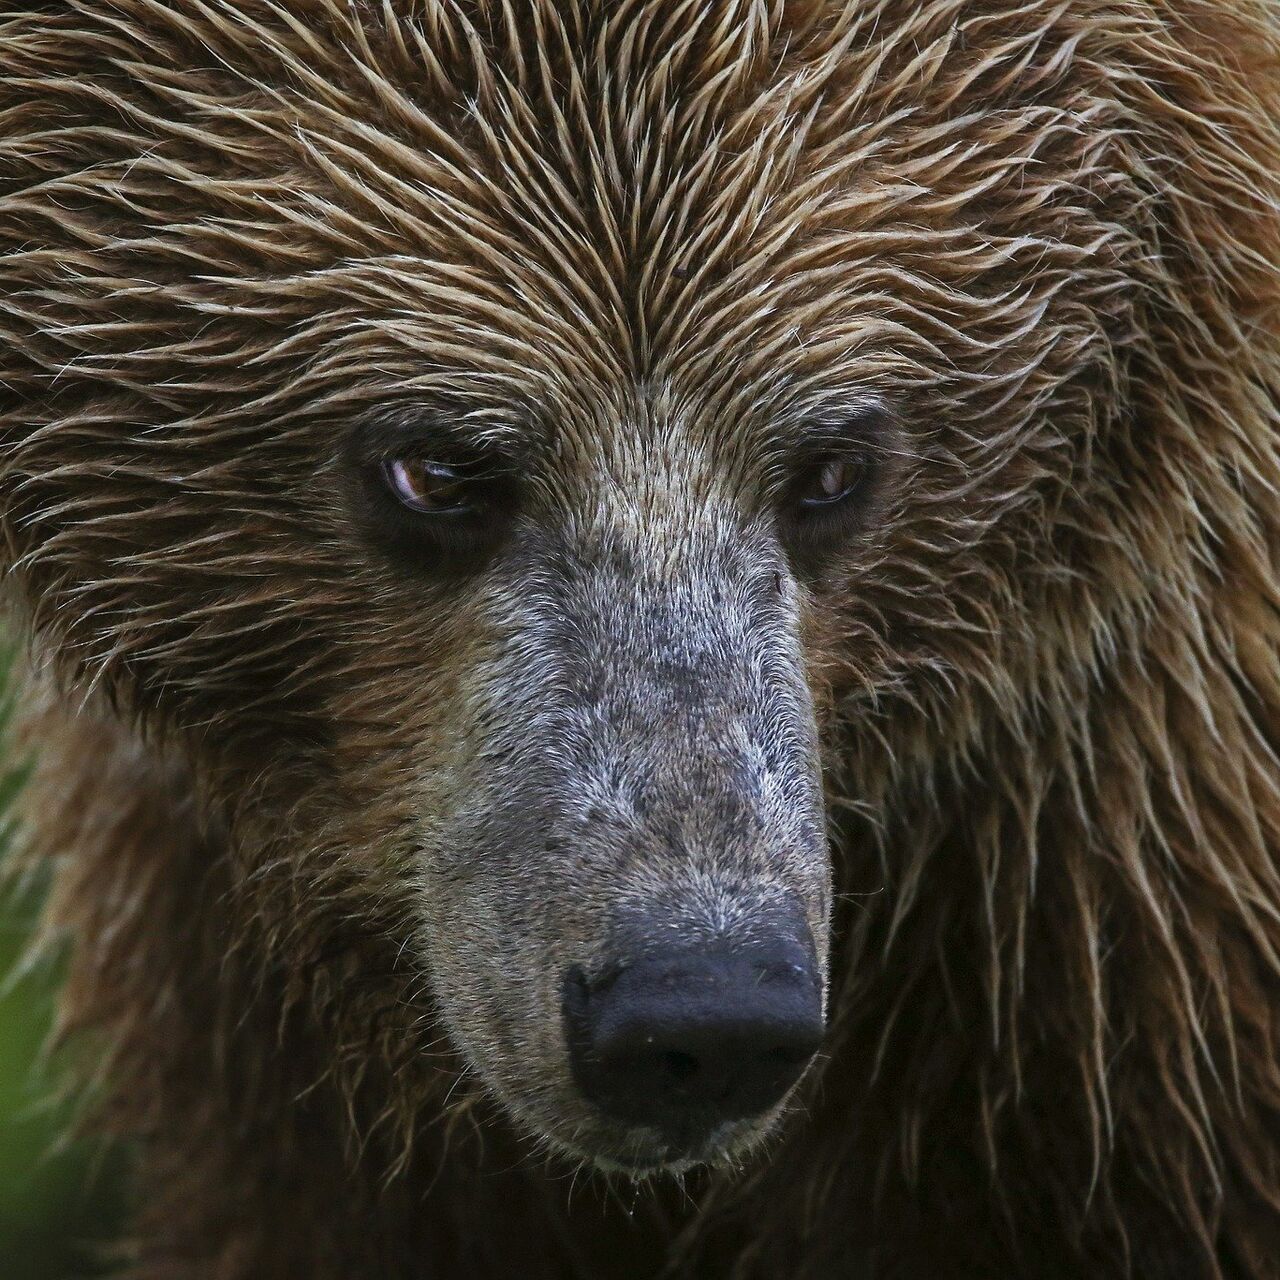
[3,1,1280,1277]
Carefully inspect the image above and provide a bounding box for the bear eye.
[793,457,868,510]
[382,458,474,514]
[779,451,879,566]
[347,441,518,576]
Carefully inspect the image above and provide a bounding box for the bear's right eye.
[346,440,519,576]
[383,458,476,514]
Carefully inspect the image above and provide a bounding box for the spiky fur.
[3,1,1280,1276]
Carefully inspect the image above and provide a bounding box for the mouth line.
[589,1150,702,1179]
[542,1118,761,1181]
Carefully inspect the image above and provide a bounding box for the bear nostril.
[563,928,824,1142]
[765,1045,811,1068]
[662,1050,699,1083]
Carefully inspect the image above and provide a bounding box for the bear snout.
[561,925,824,1152]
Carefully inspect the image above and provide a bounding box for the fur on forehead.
[0,0,1148,428]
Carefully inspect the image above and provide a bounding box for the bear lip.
[529,1094,778,1178]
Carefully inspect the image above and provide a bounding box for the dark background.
[1,684,127,1279]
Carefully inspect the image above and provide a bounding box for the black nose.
[563,932,824,1140]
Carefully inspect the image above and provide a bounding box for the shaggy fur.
[3,1,1280,1276]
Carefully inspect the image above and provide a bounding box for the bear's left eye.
[793,458,869,510]
[785,454,874,524]
[778,449,880,565]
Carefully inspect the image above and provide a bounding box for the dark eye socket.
[779,448,880,566]
[346,432,519,575]
[777,403,895,566]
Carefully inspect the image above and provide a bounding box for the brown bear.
[2,1,1279,1276]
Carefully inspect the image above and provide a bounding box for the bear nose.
[563,933,824,1140]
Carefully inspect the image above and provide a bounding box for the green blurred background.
[1,683,127,1279]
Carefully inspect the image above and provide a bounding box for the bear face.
[0,0,1170,1173]
[337,389,848,1169]
[3,5,1280,1272]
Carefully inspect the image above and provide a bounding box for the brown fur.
[3,1,1280,1276]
